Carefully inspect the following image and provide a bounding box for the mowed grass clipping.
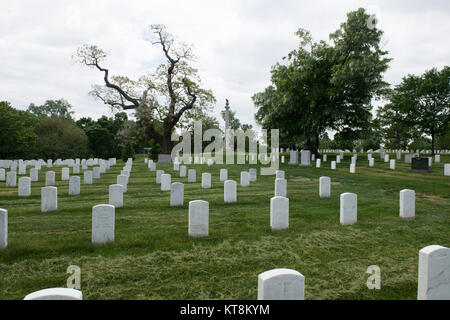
[0,153,449,300]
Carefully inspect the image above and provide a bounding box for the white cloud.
[1,0,449,132]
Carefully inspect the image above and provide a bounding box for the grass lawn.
[0,153,449,300]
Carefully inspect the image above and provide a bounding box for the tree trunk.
[306,136,319,156]
[431,133,435,156]
[395,126,401,150]
[160,123,174,154]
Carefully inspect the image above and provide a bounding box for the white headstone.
[323,154,327,162]
[117,175,127,192]
[30,168,38,182]
[316,159,321,168]
[188,200,209,237]
[417,245,450,300]
[173,162,180,171]
[0,209,7,250]
[156,170,164,184]
[46,171,55,186]
[399,189,415,220]
[389,159,396,170]
[170,182,184,206]
[0,168,5,181]
[18,177,31,196]
[220,169,228,182]
[180,165,187,177]
[384,154,389,163]
[435,155,440,163]
[319,176,331,198]
[61,168,70,181]
[224,180,237,203]
[6,171,17,187]
[240,172,250,187]
[369,158,375,167]
[331,161,336,170]
[188,169,196,183]
[336,155,341,164]
[201,173,211,189]
[109,184,123,208]
[161,174,171,191]
[270,196,289,231]
[41,186,57,212]
[92,204,115,244]
[340,192,357,225]
[274,178,287,197]
[445,164,450,176]
[84,171,93,185]
[349,163,356,173]
[23,288,82,300]
[93,167,101,179]
[258,268,304,300]
[69,176,80,196]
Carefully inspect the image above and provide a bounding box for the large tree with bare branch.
[74,24,215,154]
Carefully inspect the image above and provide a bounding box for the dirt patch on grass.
[421,194,445,202]
[331,182,341,185]
[291,177,311,182]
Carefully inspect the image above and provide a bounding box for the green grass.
[0,153,449,300]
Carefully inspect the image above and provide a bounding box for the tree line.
[253,8,449,155]
[0,99,142,160]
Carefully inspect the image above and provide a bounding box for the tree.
[253,8,391,155]
[0,101,38,158]
[28,99,75,120]
[35,118,89,159]
[396,66,449,154]
[436,124,450,149]
[76,112,128,158]
[220,109,242,130]
[376,98,417,150]
[74,24,215,154]
[121,141,135,162]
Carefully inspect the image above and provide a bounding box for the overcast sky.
[1,0,449,131]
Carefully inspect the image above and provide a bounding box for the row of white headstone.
[38,160,117,211]
[1,158,118,192]
[304,154,449,175]
[0,158,115,169]
[19,243,450,300]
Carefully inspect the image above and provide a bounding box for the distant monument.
[224,99,232,152]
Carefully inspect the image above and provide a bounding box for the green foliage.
[76,112,128,158]
[436,124,450,149]
[253,8,391,154]
[378,66,449,153]
[0,101,39,158]
[35,117,89,159]
[121,141,135,162]
[27,99,75,120]
[149,143,161,160]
